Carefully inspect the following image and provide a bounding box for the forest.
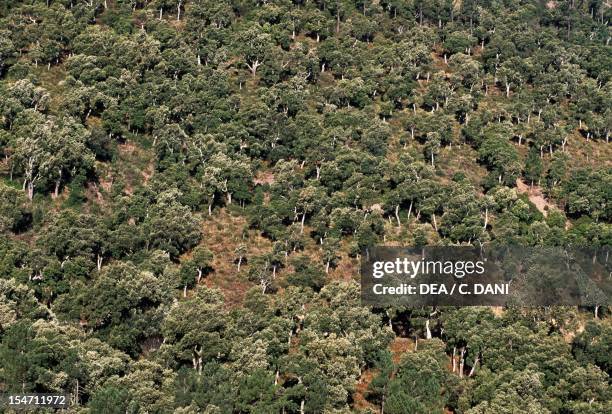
[0,0,610,413]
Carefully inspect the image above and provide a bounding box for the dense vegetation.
[0,0,610,413]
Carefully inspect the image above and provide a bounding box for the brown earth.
[516,178,552,216]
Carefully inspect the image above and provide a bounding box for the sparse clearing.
[198,208,273,306]
[516,178,552,216]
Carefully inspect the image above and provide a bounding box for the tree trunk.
[425,319,432,339]
[97,254,103,271]
[395,205,401,228]
[54,169,62,198]
[452,347,457,372]
[301,213,306,233]
[27,181,34,201]
[247,60,261,76]
[177,1,182,21]
[74,380,79,406]
[468,355,479,377]
[237,256,242,272]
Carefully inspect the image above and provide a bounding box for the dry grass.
[390,337,414,363]
[353,368,378,412]
[197,209,273,307]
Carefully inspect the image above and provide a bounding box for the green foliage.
[0,0,610,412]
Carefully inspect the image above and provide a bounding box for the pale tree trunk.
[177,1,182,21]
[452,347,457,373]
[246,60,261,76]
[73,380,79,406]
[27,181,34,201]
[97,254,103,271]
[468,355,479,377]
[193,346,203,374]
[54,169,62,198]
[395,205,401,228]
[459,348,465,378]
[301,213,306,233]
[237,256,243,272]
[425,319,432,339]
